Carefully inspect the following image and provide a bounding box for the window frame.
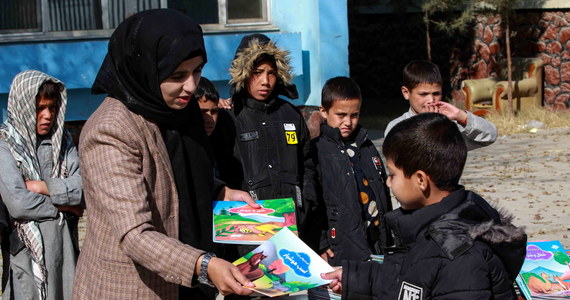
[0,0,276,44]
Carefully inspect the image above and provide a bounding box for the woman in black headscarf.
[73,9,256,299]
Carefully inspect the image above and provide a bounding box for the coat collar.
[319,122,368,147]
[386,187,526,268]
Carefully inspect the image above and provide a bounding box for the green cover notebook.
[212,198,297,244]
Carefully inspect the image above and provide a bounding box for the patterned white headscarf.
[0,70,69,299]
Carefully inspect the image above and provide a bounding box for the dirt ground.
[1,127,569,299]
[459,127,570,248]
[370,126,570,249]
[79,126,570,252]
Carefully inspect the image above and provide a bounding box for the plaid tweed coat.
[72,98,204,299]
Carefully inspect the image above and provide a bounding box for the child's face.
[402,83,442,114]
[247,61,277,101]
[320,98,361,139]
[36,96,57,136]
[386,158,425,210]
[197,96,219,136]
[160,56,204,110]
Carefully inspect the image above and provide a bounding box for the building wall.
[0,0,349,121]
[349,2,570,124]
[450,10,570,110]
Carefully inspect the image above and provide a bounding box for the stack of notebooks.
[514,240,570,299]
[213,199,334,298]
[307,285,341,300]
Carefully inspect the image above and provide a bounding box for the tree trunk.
[425,11,432,61]
[506,18,514,115]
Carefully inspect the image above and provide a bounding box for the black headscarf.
[91,9,221,258]
[92,8,207,128]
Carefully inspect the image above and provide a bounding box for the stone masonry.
[450,10,570,110]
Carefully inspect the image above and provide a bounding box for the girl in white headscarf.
[0,70,83,300]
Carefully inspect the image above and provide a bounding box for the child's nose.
[43,108,53,119]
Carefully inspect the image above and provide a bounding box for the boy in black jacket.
[195,77,242,190]
[322,113,527,300]
[310,77,393,266]
[227,34,319,252]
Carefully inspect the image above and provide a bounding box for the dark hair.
[321,76,362,111]
[382,113,467,191]
[195,77,219,103]
[402,60,442,90]
[36,80,64,102]
[253,53,276,70]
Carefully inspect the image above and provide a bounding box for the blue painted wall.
[0,0,348,121]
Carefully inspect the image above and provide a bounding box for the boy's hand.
[57,205,84,217]
[218,186,261,209]
[320,248,335,262]
[25,180,49,195]
[218,98,233,109]
[426,102,468,124]
[321,267,343,294]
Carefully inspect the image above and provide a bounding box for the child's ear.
[319,106,328,119]
[414,170,429,192]
[401,86,410,100]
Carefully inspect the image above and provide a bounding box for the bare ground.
[1,127,569,299]
[371,126,570,249]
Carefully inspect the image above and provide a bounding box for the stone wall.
[348,7,570,116]
[450,10,570,109]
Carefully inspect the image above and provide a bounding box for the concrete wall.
[0,0,349,121]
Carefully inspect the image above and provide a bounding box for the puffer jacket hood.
[229,34,298,99]
[387,188,527,282]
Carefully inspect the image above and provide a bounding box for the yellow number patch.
[285,131,298,144]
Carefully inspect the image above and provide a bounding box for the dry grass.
[485,106,570,135]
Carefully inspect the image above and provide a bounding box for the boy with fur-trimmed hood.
[227,34,319,252]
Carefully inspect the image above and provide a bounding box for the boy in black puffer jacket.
[227,34,319,253]
[307,77,394,266]
[322,113,527,300]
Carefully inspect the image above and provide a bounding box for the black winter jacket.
[309,124,393,265]
[341,188,527,300]
[228,95,319,248]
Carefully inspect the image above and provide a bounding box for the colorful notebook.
[233,227,335,297]
[213,198,297,244]
[515,240,570,299]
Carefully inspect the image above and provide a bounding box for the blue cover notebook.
[233,227,334,297]
[515,240,570,299]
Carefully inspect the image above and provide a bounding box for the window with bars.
[0,0,271,42]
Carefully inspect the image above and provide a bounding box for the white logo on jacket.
[283,123,296,130]
[398,281,423,300]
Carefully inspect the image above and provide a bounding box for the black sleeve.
[0,197,8,243]
[301,138,329,253]
[342,260,385,300]
[298,121,325,251]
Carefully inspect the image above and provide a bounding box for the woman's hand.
[196,255,256,296]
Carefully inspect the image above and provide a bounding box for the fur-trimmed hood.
[229,34,297,99]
